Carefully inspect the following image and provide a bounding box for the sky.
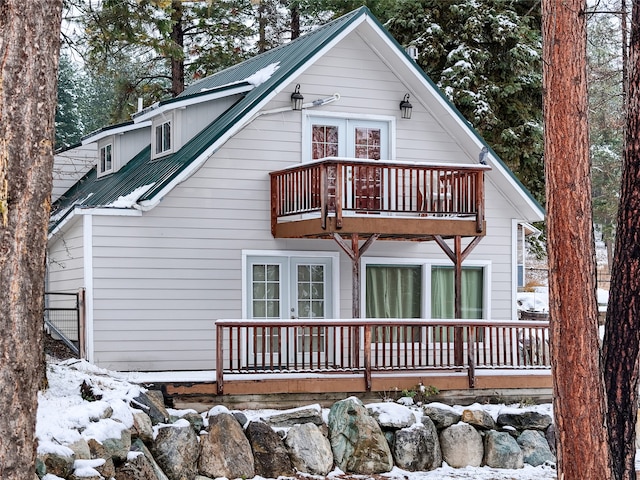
[37,358,561,480]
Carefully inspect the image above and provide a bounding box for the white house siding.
[83,29,530,371]
[47,216,85,298]
[53,144,97,202]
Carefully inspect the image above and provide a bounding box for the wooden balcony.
[214,318,551,395]
[270,158,491,241]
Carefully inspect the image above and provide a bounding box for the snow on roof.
[243,62,280,87]
[105,183,155,209]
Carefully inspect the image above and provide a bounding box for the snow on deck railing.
[214,318,549,394]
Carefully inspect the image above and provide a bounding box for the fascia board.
[132,84,254,124]
[82,121,152,145]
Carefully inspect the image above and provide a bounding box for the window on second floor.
[99,143,113,175]
[155,120,172,156]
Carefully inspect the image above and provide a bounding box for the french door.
[247,256,333,366]
[308,117,389,212]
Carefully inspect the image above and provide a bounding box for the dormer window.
[96,137,116,178]
[99,143,113,174]
[155,120,172,156]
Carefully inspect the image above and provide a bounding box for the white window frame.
[152,114,174,159]
[97,137,115,177]
[360,256,491,321]
[302,111,396,163]
[242,250,340,320]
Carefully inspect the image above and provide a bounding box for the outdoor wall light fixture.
[291,84,304,111]
[400,93,413,119]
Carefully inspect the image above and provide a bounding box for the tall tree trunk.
[603,1,640,478]
[542,0,613,479]
[170,0,185,96]
[0,1,62,478]
[291,3,300,40]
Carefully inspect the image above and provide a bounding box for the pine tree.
[385,0,544,203]
[56,54,84,149]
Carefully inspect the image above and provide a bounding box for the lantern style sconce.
[399,93,413,119]
[291,84,304,111]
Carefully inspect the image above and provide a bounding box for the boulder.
[114,452,159,480]
[132,391,170,425]
[423,404,461,430]
[132,411,154,444]
[439,423,484,468]
[262,404,323,427]
[102,427,132,463]
[182,412,205,434]
[461,409,496,430]
[246,421,294,478]
[131,438,169,480]
[517,429,556,466]
[40,451,75,478]
[497,411,553,431]
[392,418,442,471]
[483,430,524,469]
[67,438,91,460]
[87,438,116,479]
[284,422,333,475]
[70,458,107,480]
[367,402,416,430]
[198,412,254,479]
[152,420,199,480]
[328,397,393,474]
[545,423,557,456]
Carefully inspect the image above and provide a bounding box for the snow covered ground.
[38,359,560,480]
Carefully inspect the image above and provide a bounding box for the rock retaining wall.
[37,391,556,480]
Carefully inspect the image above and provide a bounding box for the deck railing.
[215,318,550,394]
[270,158,490,233]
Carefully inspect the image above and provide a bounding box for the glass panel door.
[250,262,284,358]
[291,258,332,364]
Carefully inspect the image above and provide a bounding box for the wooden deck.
[270,159,490,241]
[212,319,552,395]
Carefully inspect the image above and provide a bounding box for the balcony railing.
[270,158,490,238]
[215,318,550,394]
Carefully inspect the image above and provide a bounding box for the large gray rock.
[284,422,334,475]
[87,438,116,479]
[198,412,254,480]
[517,429,556,466]
[131,438,169,480]
[246,421,294,478]
[39,451,75,479]
[439,423,484,468]
[328,397,393,474]
[152,420,199,480]
[423,404,461,430]
[133,391,170,425]
[483,430,524,469]
[461,409,496,430]
[67,438,91,460]
[103,427,132,464]
[545,423,557,456]
[114,452,160,480]
[367,402,416,430]
[262,404,324,427]
[132,411,154,444]
[497,411,553,431]
[392,418,442,471]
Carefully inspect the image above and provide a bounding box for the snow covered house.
[48,7,547,396]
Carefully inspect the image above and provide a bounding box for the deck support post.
[333,232,379,387]
[434,235,483,382]
[216,324,224,394]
